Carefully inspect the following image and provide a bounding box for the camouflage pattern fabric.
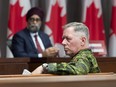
[46,49,100,75]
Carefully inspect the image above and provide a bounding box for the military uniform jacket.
[46,49,100,75]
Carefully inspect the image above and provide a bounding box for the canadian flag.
[82,0,105,41]
[45,0,67,57]
[7,0,31,57]
[109,0,116,57]
[8,0,31,39]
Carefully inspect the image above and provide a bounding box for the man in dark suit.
[11,7,58,58]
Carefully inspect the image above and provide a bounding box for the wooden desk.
[0,58,29,74]
[0,73,116,87]
[28,57,116,73]
[0,57,116,75]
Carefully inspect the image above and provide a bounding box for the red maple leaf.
[46,2,67,43]
[110,7,116,36]
[84,2,105,40]
[8,0,26,38]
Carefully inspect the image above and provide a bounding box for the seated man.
[31,22,100,75]
[11,7,58,58]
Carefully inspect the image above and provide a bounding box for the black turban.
[26,7,44,21]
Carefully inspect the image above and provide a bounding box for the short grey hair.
[63,22,89,42]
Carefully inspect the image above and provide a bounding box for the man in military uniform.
[31,22,100,75]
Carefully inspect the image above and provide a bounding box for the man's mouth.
[31,25,36,28]
[64,48,68,52]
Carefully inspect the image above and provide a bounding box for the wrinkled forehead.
[30,14,40,18]
[62,27,77,38]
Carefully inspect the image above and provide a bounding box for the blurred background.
[0,0,115,58]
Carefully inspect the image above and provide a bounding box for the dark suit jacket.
[11,28,52,58]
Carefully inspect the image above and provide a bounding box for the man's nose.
[62,39,66,45]
[33,20,38,24]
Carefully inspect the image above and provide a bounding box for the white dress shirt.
[30,32,45,57]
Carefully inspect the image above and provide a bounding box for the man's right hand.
[42,47,59,57]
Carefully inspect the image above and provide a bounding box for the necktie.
[34,35,43,53]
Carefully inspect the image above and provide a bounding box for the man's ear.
[81,36,86,46]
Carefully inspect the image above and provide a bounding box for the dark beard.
[28,25,39,33]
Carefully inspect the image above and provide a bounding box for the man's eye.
[29,18,41,22]
[66,37,71,41]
